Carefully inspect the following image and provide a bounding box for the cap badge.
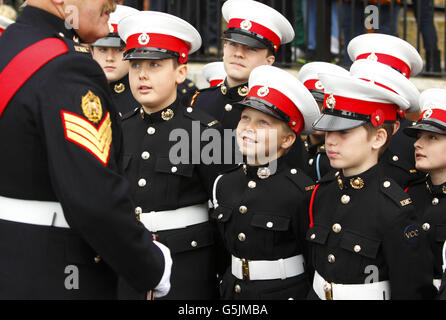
[114,83,125,94]
[257,167,271,179]
[423,108,433,119]
[238,86,249,97]
[81,90,103,124]
[371,109,385,127]
[257,86,269,97]
[367,52,378,62]
[326,94,336,109]
[161,108,174,121]
[350,177,364,190]
[315,81,324,90]
[240,20,252,31]
[138,33,150,46]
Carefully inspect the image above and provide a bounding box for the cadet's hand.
[151,240,173,299]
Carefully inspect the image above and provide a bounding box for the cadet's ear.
[175,63,188,85]
[392,120,400,135]
[372,127,388,151]
[266,54,275,66]
[280,129,296,150]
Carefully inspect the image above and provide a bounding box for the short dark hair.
[364,122,394,156]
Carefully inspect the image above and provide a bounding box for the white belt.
[313,270,391,300]
[231,254,305,281]
[139,203,209,233]
[0,195,70,228]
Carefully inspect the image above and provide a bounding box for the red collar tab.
[323,93,398,126]
[247,85,304,133]
[227,18,281,52]
[356,52,411,78]
[126,33,190,63]
[419,108,446,123]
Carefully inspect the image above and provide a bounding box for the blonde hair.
[0,5,18,21]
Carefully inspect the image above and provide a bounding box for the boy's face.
[325,125,378,176]
[414,131,446,174]
[223,41,275,86]
[236,107,294,165]
[128,59,187,110]
[91,46,129,83]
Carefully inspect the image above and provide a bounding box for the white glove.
[150,240,172,299]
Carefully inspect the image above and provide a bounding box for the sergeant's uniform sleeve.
[380,181,436,299]
[37,52,165,293]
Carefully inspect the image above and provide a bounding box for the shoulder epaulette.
[55,33,91,55]
[121,107,140,121]
[384,152,418,174]
[184,105,220,128]
[285,167,316,192]
[380,177,413,208]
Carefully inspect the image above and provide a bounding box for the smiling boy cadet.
[404,89,446,293]
[307,72,436,300]
[90,4,139,115]
[117,11,227,299]
[212,65,320,300]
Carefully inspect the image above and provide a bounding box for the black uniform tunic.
[0,6,164,299]
[121,98,226,299]
[306,164,436,299]
[302,137,332,182]
[109,74,139,115]
[212,156,314,299]
[408,176,446,284]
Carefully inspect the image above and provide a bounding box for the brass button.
[225,104,232,112]
[341,195,350,204]
[191,241,198,247]
[332,223,342,233]
[328,254,335,263]
[239,206,248,214]
[432,197,439,205]
[266,222,273,228]
[234,284,241,293]
[248,181,256,189]
[135,207,142,215]
[141,151,150,160]
[94,255,101,263]
[392,155,399,161]
[290,168,297,175]
[171,166,178,173]
[308,158,314,166]
[422,223,430,231]
[187,107,193,113]
[310,233,316,240]
[238,233,246,242]
[138,178,147,187]
[217,213,223,220]
[354,245,361,253]
[147,127,156,135]
[383,181,391,188]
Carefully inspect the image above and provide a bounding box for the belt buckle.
[241,258,250,280]
[323,281,333,300]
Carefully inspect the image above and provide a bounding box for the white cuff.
[150,240,172,298]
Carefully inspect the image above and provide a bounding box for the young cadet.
[190,0,294,131]
[307,72,436,300]
[212,65,320,300]
[298,62,349,182]
[348,33,424,188]
[117,11,226,300]
[90,4,139,115]
[404,89,446,292]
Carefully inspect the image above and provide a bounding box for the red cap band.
[0,28,4,36]
[323,93,398,126]
[247,85,304,133]
[126,33,190,63]
[209,79,224,87]
[359,78,398,95]
[227,18,281,52]
[356,52,411,78]
[419,108,446,123]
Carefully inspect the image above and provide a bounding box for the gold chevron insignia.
[62,111,112,166]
